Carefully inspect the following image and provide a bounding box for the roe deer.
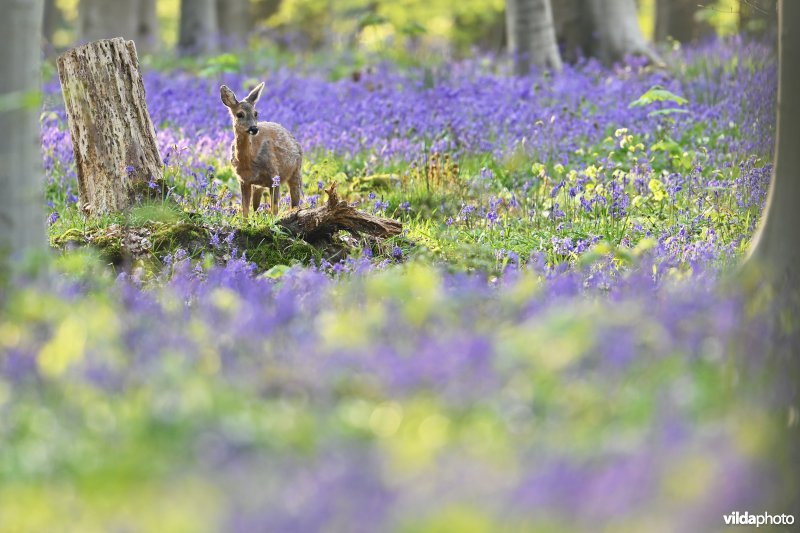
[220,82,303,218]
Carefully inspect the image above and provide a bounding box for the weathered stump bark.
[278,184,403,242]
[57,38,163,216]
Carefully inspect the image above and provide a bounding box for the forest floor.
[2,37,797,532]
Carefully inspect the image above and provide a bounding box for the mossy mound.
[51,219,410,274]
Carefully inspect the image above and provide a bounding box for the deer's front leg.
[271,186,280,216]
[241,181,251,220]
[252,185,262,213]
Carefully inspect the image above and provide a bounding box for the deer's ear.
[245,82,265,105]
[220,85,238,108]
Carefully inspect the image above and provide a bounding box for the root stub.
[277,183,403,242]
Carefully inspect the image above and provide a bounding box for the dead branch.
[277,183,403,242]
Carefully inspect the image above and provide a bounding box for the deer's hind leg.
[252,185,263,213]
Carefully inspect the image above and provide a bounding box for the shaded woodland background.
[42,0,778,59]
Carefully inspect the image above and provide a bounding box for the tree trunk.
[746,0,800,281]
[57,38,163,216]
[506,0,562,74]
[179,0,219,56]
[655,0,702,42]
[278,184,402,242]
[43,0,63,49]
[136,0,160,54]
[253,0,282,22]
[552,0,593,63]
[217,0,252,50]
[740,0,778,37]
[79,0,138,43]
[587,0,663,66]
[0,0,46,260]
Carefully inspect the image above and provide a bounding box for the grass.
[46,119,768,275]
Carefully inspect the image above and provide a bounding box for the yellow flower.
[649,178,667,201]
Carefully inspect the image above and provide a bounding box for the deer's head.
[220,82,264,137]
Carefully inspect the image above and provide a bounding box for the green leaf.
[264,264,291,279]
[358,13,390,29]
[400,22,427,36]
[648,108,691,117]
[650,137,682,154]
[629,85,688,108]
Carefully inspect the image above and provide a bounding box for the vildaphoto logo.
[723,511,795,527]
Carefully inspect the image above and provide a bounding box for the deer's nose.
[248,126,259,135]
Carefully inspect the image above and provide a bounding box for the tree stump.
[57,38,163,216]
[278,183,403,242]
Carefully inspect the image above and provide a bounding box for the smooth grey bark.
[0,0,46,259]
[506,0,562,74]
[254,0,282,21]
[43,0,63,48]
[217,0,252,50]
[587,0,663,65]
[136,0,160,54]
[739,0,778,36]
[655,0,697,42]
[79,0,138,42]
[551,0,593,63]
[747,0,800,280]
[179,0,219,56]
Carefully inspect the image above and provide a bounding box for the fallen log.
[277,183,402,242]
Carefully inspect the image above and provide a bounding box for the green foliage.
[629,85,689,112]
[198,54,242,78]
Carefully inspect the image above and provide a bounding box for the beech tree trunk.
[655,0,700,42]
[0,0,46,259]
[79,0,158,53]
[136,0,160,54]
[747,0,800,281]
[57,38,163,216]
[587,0,662,66]
[278,184,402,242]
[79,0,138,43]
[217,0,252,50]
[43,0,63,49]
[740,0,778,36]
[254,0,282,22]
[552,0,593,63]
[179,0,219,56]
[506,0,562,74]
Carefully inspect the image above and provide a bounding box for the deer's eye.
[236,112,244,119]
[254,111,258,118]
